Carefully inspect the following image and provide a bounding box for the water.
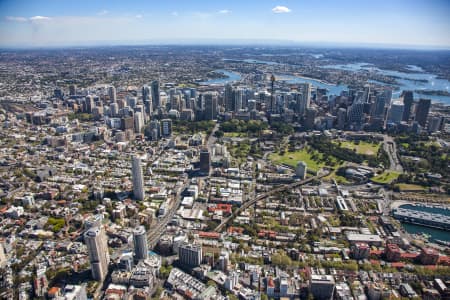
[402,223,450,242]
[223,58,280,65]
[275,74,348,96]
[200,69,241,85]
[399,204,450,242]
[322,63,450,104]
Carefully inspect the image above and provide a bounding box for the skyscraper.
[108,86,117,102]
[415,98,431,127]
[347,102,364,125]
[388,100,404,123]
[133,226,148,260]
[84,226,110,281]
[199,149,211,175]
[134,112,144,134]
[296,161,307,179]
[161,119,172,136]
[151,80,160,111]
[295,83,311,117]
[304,107,317,130]
[224,84,234,112]
[203,92,218,120]
[233,88,244,112]
[142,85,150,102]
[401,91,413,122]
[132,155,145,201]
[85,95,95,114]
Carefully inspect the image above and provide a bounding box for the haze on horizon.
[0,0,449,49]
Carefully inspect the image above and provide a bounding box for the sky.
[0,0,449,48]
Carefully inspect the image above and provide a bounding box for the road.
[206,122,219,148]
[147,122,219,248]
[214,170,330,232]
[382,135,403,172]
[147,178,190,248]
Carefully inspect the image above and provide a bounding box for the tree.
[214,130,224,139]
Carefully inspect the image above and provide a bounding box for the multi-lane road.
[214,170,330,232]
[147,179,190,248]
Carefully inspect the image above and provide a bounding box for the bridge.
[214,170,330,232]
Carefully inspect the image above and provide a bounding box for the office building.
[199,149,211,175]
[133,226,148,260]
[304,107,317,130]
[233,88,244,112]
[134,111,144,133]
[69,84,77,96]
[387,100,404,123]
[121,116,134,131]
[179,243,202,267]
[142,85,150,101]
[427,115,442,132]
[203,92,218,120]
[296,161,307,179]
[295,84,311,116]
[84,226,110,281]
[337,108,347,129]
[401,90,413,121]
[85,95,95,114]
[310,275,335,300]
[132,155,145,201]
[151,80,160,110]
[161,119,172,136]
[224,84,234,112]
[415,98,431,127]
[347,102,364,125]
[108,86,117,102]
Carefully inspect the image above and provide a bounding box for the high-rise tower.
[84,226,110,281]
[132,155,145,201]
[151,80,160,111]
[133,226,148,260]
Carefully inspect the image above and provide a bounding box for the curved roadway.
[214,170,330,232]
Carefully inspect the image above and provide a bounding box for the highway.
[214,170,330,232]
[147,178,190,248]
[382,135,403,172]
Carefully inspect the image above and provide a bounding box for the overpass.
[214,170,330,232]
[147,179,190,248]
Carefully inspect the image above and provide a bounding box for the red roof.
[208,204,232,213]
[198,231,220,239]
[47,287,60,296]
[438,256,450,265]
[228,226,244,234]
[391,262,405,268]
[401,253,419,259]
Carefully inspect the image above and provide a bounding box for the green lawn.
[324,171,351,184]
[269,147,329,172]
[371,171,401,184]
[394,183,427,192]
[338,141,380,156]
[224,132,247,138]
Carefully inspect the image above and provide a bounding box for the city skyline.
[0,0,449,49]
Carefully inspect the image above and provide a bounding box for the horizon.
[0,0,449,49]
[1,39,450,51]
